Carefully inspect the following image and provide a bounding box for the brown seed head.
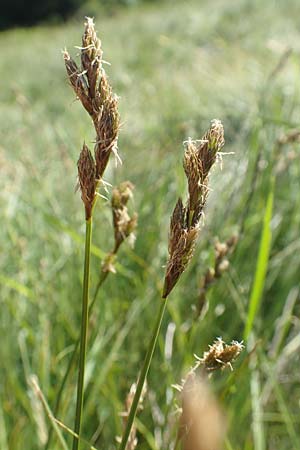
[77,143,97,220]
[163,120,225,298]
[198,337,244,371]
[94,93,120,179]
[163,225,199,298]
[64,18,120,183]
[63,50,93,116]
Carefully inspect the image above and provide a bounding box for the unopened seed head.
[77,143,97,219]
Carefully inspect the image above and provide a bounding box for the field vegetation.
[1,0,300,449]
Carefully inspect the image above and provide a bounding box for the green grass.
[1,0,300,449]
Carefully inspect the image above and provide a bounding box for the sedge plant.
[63,17,121,450]
[46,180,137,449]
[60,18,235,450]
[118,120,226,450]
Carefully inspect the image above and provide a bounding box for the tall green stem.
[72,218,92,450]
[45,272,108,450]
[118,296,168,450]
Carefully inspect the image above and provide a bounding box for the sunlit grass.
[1,0,300,448]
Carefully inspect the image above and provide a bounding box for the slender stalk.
[173,435,181,450]
[118,296,168,450]
[45,272,108,450]
[46,236,122,450]
[72,218,92,450]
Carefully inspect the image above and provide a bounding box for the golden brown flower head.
[197,337,244,372]
[77,143,97,220]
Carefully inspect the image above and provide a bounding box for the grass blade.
[244,177,274,340]
[29,375,69,450]
[0,274,34,300]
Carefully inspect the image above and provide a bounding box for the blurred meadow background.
[1,0,300,449]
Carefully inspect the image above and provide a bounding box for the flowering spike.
[163,120,225,298]
[77,143,97,220]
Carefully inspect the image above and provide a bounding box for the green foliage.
[244,177,274,340]
[1,0,300,449]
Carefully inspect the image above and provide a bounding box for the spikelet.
[111,181,138,250]
[81,16,103,100]
[63,51,93,116]
[163,120,225,298]
[197,234,238,317]
[77,144,97,219]
[101,181,137,274]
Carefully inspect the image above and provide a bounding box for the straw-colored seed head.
[112,181,137,249]
[183,140,206,211]
[81,17,103,98]
[77,143,97,220]
[179,373,225,450]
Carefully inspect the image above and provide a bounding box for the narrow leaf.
[244,177,274,340]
